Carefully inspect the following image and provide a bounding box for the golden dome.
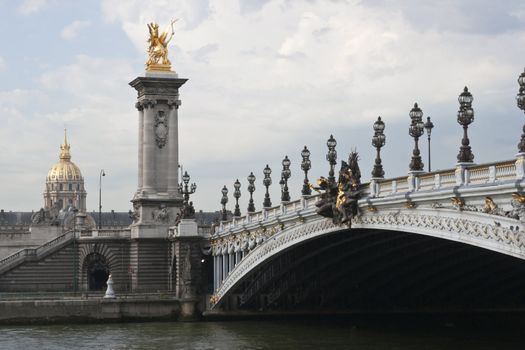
[47,130,83,181]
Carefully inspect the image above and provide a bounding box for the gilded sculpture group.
[313,152,362,226]
[146,19,177,71]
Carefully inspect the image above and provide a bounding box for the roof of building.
[0,210,223,227]
[47,129,83,182]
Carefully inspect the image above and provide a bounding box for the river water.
[0,318,522,350]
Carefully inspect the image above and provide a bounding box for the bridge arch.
[211,206,525,309]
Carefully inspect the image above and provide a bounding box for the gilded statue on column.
[146,19,178,71]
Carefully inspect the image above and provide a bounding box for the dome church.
[44,130,87,212]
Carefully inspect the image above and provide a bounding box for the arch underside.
[220,228,525,312]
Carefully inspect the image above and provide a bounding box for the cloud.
[4,0,525,212]
[18,0,51,14]
[61,20,91,39]
[93,0,525,212]
[0,55,136,211]
[189,43,219,63]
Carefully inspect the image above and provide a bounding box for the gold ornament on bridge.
[512,192,525,204]
[146,19,178,72]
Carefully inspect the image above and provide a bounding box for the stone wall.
[0,299,184,324]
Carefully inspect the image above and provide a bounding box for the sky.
[1,0,525,213]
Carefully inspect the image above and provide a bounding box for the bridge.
[210,155,525,312]
[208,73,525,313]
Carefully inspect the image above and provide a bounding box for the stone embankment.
[0,296,201,324]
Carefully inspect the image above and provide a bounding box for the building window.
[69,184,72,191]
[60,184,63,191]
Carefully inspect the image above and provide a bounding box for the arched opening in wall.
[84,253,110,291]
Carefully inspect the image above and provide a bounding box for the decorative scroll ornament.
[154,110,169,149]
[312,151,362,226]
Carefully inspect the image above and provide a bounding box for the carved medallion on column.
[154,110,169,149]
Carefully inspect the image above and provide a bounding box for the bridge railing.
[373,159,516,196]
[215,159,520,236]
[217,196,321,234]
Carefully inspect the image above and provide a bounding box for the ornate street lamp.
[516,69,525,152]
[456,87,475,163]
[233,179,241,217]
[326,135,337,182]
[424,117,434,172]
[178,171,197,218]
[281,156,291,202]
[408,103,425,171]
[98,169,105,230]
[263,164,272,208]
[247,172,256,213]
[371,116,386,178]
[220,185,228,221]
[301,146,312,196]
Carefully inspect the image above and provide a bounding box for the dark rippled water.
[0,318,522,350]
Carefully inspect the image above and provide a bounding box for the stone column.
[229,252,234,272]
[141,99,156,193]
[167,101,180,195]
[237,251,242,265]
[136,102,144,192]
[222,253,228,281]
[129,71,187,292]
[218,255,223,285]
[213,254,218,291]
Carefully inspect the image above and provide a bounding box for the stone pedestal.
[455,162,475,186]
[516,153,525,179]
[128,72,187,292]
[171,235,204,301]
[408,171,424,192]
[176,219,199,237]
[370,178,383,197]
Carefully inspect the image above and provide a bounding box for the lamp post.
[263,164,272,208]
[456,87,475,163]
[326,135,337,183]
[281,156,291,202]
[301,146,311,196]
[178,171,196,218]
[371,116,386,178]
[247,172,256,213]
[516,69,525,152]
[408,103,425,172]
[220,185,228,221]
[424,117,434,171]
[233,179,241,217]
[98,169,105,230]
[72,206,79,294]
